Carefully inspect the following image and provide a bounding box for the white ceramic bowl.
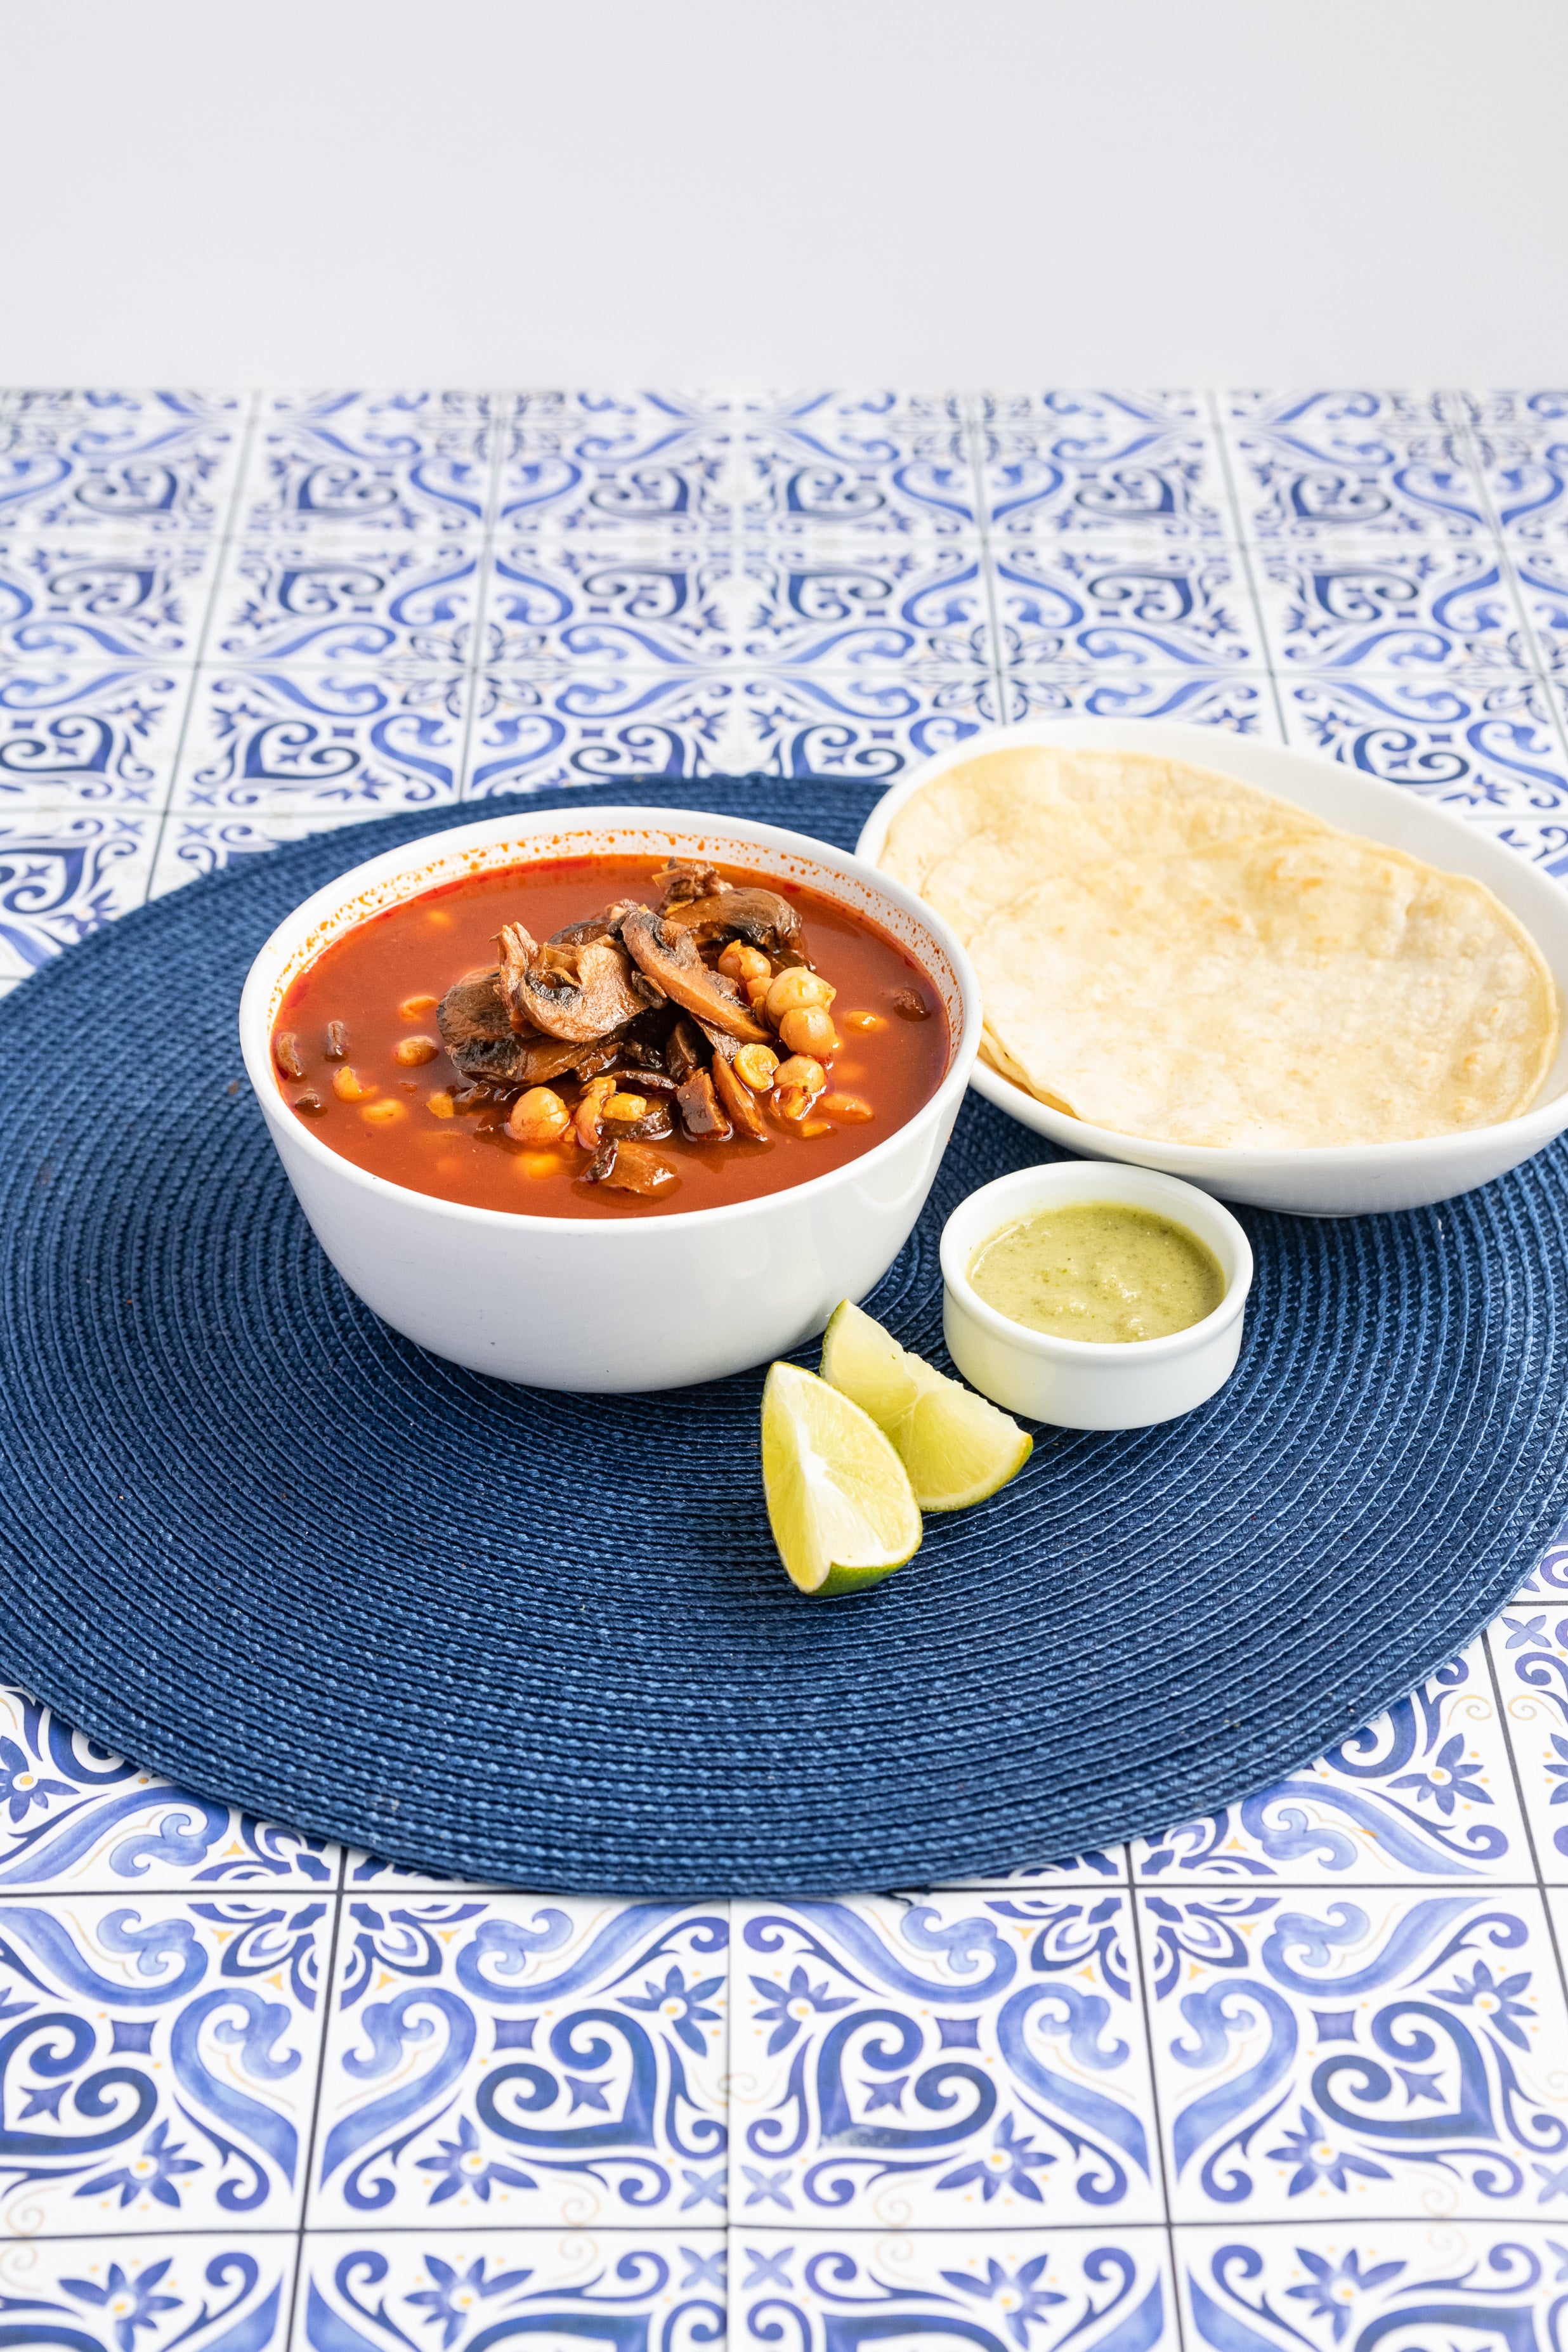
[941,1162,1254,1430]
[238,806,981,1392]
[858,717,1568,1217]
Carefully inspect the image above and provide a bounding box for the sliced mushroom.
[593,1139,681,1196]
[675,1067,733,1142]
[653,859,727,909]
[601,1102,674,1141]
[662,885,806,957]
[710,1047,768,1141]
[498,922,650,1044]
[665,1014,705,1085]
[619,907,771,1045]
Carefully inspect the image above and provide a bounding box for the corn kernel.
[361,1098,406,1126]
[842,1009,887,1034]
[400,993,440,1019]
[332,1065,374,1102]
[395,1034,439,1066]
[426,1090,455,1119]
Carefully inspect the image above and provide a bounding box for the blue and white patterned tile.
[1489,1541,1568,1885]
[0,407,244,535]
[462,666,999,797]
[1139,1886,1568,2221]
[1460,391,1568,436]
[209,535,480,667]
[1178,2222,1568,2350]
[0,810,157,980]
[992,537,1258,674]
[1135,1644,1530,1884]
[0,388,247,422]
[0,2233,294,2351]
[297,2231,726,2352]
[497,395,728,535]
[1223,393,1487,540]
[341,1847,500,1894]
[172,668,464,817]
[1468,421,1568,546]
[0,665,189,809]
[148,806,382,899]
[727,415,979,539]
[0,537,219,665]
[1279,673,1568,818]
[243,394,491,535]
[997,669,1283,738]
[1255,540,1532,675]
[977,391,1228,544]
[307,1895,728,2228]
[0,1686,337,1889]
[729,1893,1162,2228]
[1506,547,1568,673]
[483,532,993,672]
[0,1892,329,2236]
[733,2229,1172,2352]
[929,1848,1130,1890]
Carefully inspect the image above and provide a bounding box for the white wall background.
[3,0,1564,388]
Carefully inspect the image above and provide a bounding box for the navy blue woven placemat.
[1,776,1566,1895]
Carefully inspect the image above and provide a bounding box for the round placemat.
[1,776,1565,1895]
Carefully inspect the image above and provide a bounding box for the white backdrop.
[3,0,1564,387]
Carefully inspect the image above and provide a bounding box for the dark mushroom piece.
[710,1049,768,1141]
[582,1137,680,1196]
[661,885,806,958]
[653,859,728,909]
[498,922,650,1045]
[674,1067,733,1143]
[619,907,772,1045]
[601,1102,674,1142]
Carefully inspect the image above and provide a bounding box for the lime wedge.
[820,1298,1033,1512]
[761,1361,922,1596]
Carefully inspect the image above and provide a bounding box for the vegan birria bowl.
[238,806,981,1391]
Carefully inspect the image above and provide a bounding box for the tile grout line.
[1451,387,1568,793]
[143,388,261,895]
[454,391,509,801]
[962,391,1012,726]
[287,1851,347,2325]
[1482,1616,1568,2023]
[1123,1883,1188,2345]
[1206,388,1287,743]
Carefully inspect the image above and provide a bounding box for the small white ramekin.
[939,1161,1254,1430]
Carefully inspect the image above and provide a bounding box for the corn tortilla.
[881,746,1559,1149]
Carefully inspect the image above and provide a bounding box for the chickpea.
[764,968,835,1025]
[718,941,771,984]
[426,1090,455,1119]
[842,1009,887,1035]
[820,1091,873,1123]
[778,1003,840,1059]
[361,1098,406,1127]
[603,1090,648,1121]
[507,1085,571,1146]
[400,993,439,1019]
[773,1054,826,1095]
[395,1034,439,1066]
[733,1043,780,1092]
[573,1075,617,1149]
[332,1064,374,1102]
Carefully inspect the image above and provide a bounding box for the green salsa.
[968,1201,1225,1345]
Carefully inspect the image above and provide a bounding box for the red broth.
[270,854,950,1220]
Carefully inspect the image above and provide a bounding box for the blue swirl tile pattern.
[5,384,1568,2285]
[308,1897,728,2228]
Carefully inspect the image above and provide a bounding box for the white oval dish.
[941,1162,1253,1430]
[857,717,1568,1217]
[238,806,981,1393]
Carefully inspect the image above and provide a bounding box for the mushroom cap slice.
[619,907,773,1045]
[662,886,806,955]
[499,921,651,1043]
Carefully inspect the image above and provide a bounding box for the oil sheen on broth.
[968,1203,1225,1343]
